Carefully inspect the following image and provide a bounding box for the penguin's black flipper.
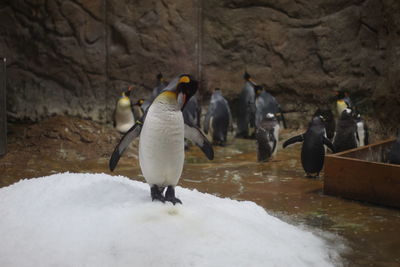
[283,134,304,148]
[109,122,143,171]
[279,108,287,129]
[323,136,335,153]
[184,123,214,160]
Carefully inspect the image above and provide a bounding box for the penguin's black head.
[176,74,198,110]
[254,85,263,95]
[123,86,133,97]
[243,71,251,81]
[156,73,163,81]
[311,115,325,126]
[313,108,333,121]
[336,89,349,100]
[136,99,145,106]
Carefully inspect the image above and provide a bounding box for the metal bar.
[0,58,6,156]
[195,0,203,91]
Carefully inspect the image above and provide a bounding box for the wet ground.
[1,116,400,266]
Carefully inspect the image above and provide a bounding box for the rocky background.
[1,0,399,133]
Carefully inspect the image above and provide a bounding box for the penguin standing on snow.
[109,74,214,204]
[283,115,334,178]
[236,71,256,138]
[336,89,353,116]
[389,130,400,164]
[204,88,232,146]
[152,73,168,100]
[256,113,279,162]
[354,110,369,147]
[114,86,135,133]
[333,108,358,153]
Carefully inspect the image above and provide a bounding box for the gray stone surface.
[1,0,399,131]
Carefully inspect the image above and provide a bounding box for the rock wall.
[1,0,399,131]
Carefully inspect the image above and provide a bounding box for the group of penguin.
[109,72,400,204]
[283,90,371,178]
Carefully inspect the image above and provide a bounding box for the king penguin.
[254,85,286,129]
[333,108,358,153]
[183,93,201,128]
[256,113,279,162]
[133,99,145,121]
[114,86,135,133]
[109,74,214,204]
[283,115,334,178]
[204,88,232,146]
[236,71,256,138]
[335,89,353,116]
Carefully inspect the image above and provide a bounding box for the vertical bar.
[103,0,110,123]
[195,0,203,91]
[0,58,6,156]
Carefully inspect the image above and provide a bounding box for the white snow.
[0,173,343,267]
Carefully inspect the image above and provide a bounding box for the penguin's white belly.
[139,105,184,187]
[357,122,365,146]
[272,124,280,156]
[115,108,135,133]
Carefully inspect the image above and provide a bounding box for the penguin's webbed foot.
[151,185,165,203]
[165,186,182,205]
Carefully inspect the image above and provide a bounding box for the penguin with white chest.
[109,74,214,204]
[256,113,279,162]
[283,115,334,178]
[354,110,369,147]
[114,86,135,133]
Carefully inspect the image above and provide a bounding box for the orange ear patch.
[179,76,190,83]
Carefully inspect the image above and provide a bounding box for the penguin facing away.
[109,74,214,204]
[283,115,334,178]
[236,71,256,138]
[254,85,286,129]
[114,86,135,133]
[389,130,400,165]
[204,88,232,146]
[183,93,201,128]
[256,113,280,162]
[333,108,358,153]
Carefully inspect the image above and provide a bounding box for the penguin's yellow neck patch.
[118,97,131,108]
[157,91,178,103]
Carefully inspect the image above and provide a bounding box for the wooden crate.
[324,138,400,208]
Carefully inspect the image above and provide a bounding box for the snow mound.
[0,173,342,267]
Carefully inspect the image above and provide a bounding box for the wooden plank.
[0,58,6,156]
[324,141,400,208]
